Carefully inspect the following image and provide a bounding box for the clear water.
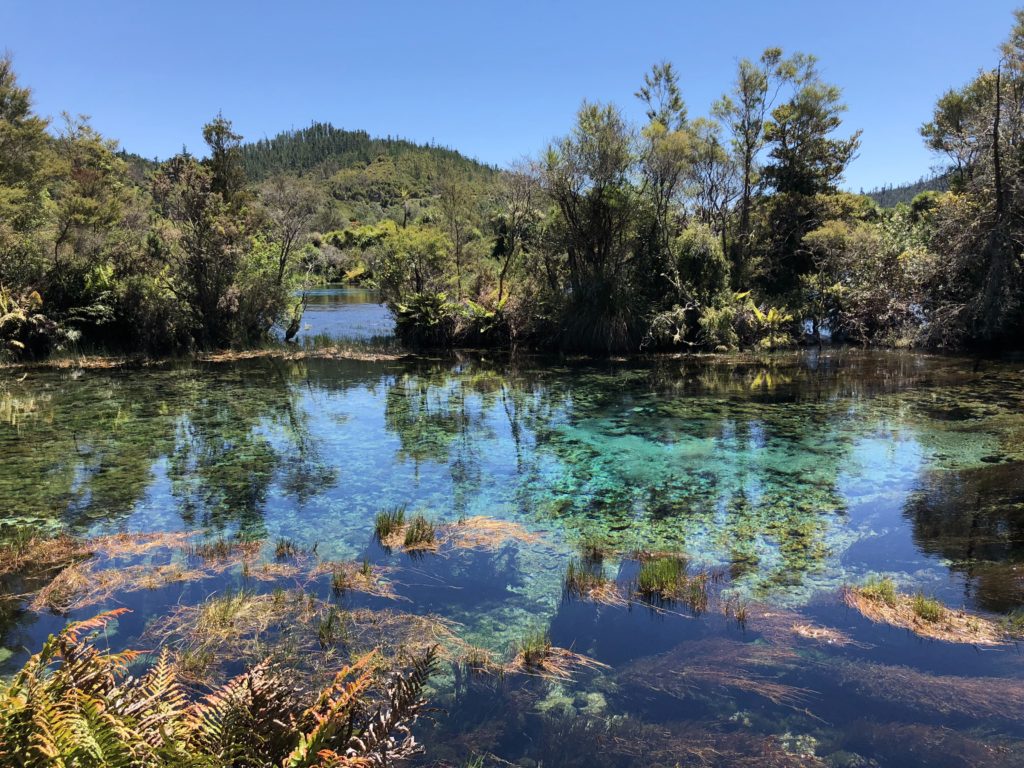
[292,284,394,341]
[2,349,1023,766]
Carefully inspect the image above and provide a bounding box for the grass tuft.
[635,555,709,612]
[912,593,945,623]
[402,514,435,549]
[515,627,552,668]
[859,576,898,607]
[374,505,406,542]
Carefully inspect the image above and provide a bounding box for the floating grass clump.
[564,557,606,596]
[912,593,945,623]
[846,579,1011,645]
[374,505,407,542]
[317,605,348,648]
[515,627,552,668]
[637,556,686,597]
[635,555,708,612]
[403,514,436,549]
[1004,608,1024,638]
[859,576,898,607]
[505,627,607,680]
[273,537,316,560]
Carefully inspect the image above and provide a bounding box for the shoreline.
[0,341,1010,374]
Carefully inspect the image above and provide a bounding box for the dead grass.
[845,585,1009,645]
[504,645,609,681]
[30,561,198,612]
[830,657,1024,724]
[378,515,543,555]
[620,637,812,711]
[148,591,465,684]
[199,346,408,364]
[0,345,409,372]
[0,532,92,579]
[750,607,870,649]
[11,530,395,612]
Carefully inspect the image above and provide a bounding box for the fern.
[1,611,438,768]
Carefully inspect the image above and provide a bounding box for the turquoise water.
[2,350,1024,766]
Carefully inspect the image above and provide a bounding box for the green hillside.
[865,172,949,207]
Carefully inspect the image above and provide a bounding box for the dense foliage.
[0,610,437,768]
[2,10,1024,358]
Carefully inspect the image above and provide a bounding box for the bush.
[0,610,438,768]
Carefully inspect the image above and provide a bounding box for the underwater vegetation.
[3,351,1024,766]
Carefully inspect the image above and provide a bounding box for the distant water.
[291,284,394,341]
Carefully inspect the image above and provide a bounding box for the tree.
[0,54,54,291]
[636,62,690,256]
[756,59,861,295]
[713,48,788,287]
[541,102,644,349]
[685,117,740,259]
[260,174,321,287]
[491,163,540,304]
[202,112,247,204]
[436,161,475,299]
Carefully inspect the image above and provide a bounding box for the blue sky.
[3,1,1019,191]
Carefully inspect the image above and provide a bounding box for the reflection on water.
[293,284,394,341]
[2,350,1024,766]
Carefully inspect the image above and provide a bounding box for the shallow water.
[2,349,1024,766]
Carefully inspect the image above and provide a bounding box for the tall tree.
[0,54,54,290]
[757,59,861,295]
[713,48,787,288]
[436,161,475,299]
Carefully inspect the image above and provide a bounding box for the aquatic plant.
[1003,608,1024,637]
[403,513,436,549]
[563,556,620,604]
[636,555,686,597]
[275,537,302,559]
[514,627,552,668]
[911,592,945,623]
[635,555,708,612]
[374,505,407,542]
[859,576,898,607]
[723,595,749,627]
[0,610,439,768]
[845,582,1009,645]
[187,536,261,560]
[317,605,348,648]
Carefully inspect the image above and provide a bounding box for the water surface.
[1,350,1023,766]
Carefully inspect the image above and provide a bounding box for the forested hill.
[865,172,949,207]
[237,122,498,182]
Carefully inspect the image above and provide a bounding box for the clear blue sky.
[3,0,1019,191]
